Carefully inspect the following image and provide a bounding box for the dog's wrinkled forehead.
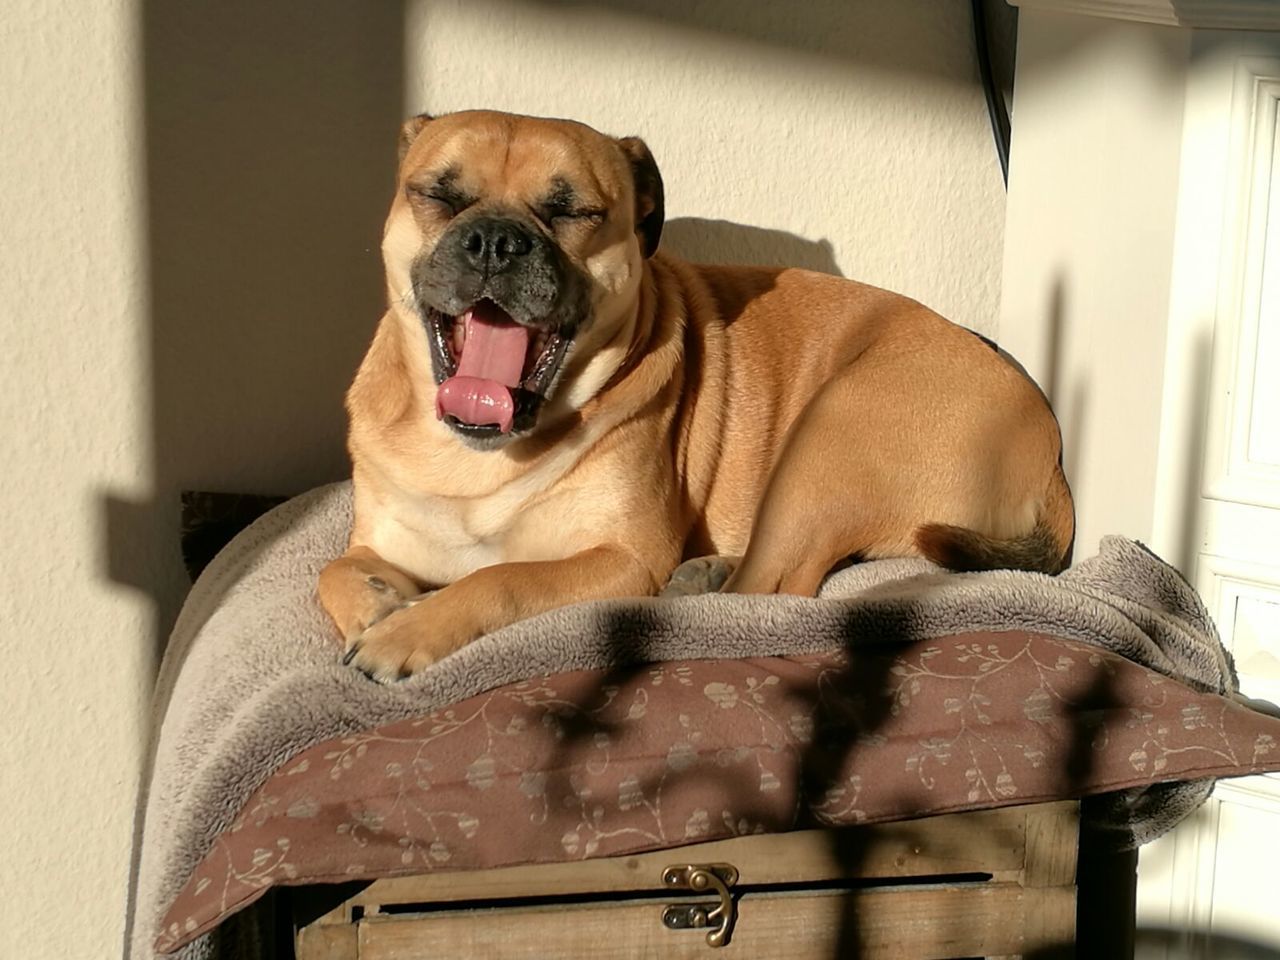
[401,112,630,215]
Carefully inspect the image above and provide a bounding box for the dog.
[318,109,1073,681]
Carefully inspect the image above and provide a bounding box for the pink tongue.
[435,306,531,434]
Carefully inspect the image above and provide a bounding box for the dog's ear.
[398,113,434,165]
[617,137,664,258]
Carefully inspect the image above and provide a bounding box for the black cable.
[971,0,1011,187]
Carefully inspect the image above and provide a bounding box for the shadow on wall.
[663,218,843,276]
[1173,329,1213,576]
[106,0,406,653]
[117,6,404,957]
[1018,272,1089,567]
[992,0,1191,102]
[535,0,1017,89]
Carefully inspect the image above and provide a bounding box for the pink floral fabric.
[158,631,1280,952]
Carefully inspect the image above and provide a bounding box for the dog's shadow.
[661,218,843,278]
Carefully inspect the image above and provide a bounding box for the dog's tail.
[913,466,1075,574]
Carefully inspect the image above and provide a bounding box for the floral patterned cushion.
[157,630,1280,952]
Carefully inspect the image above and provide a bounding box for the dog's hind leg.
[721,376,903,596]
[722,357,1068,596]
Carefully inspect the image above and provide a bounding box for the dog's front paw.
[342,600,434,682]
[660,555,740,597]
[341,595,476,682]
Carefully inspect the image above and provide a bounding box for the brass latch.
[660,863,739,948]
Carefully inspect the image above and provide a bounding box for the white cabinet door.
[1141,38,1280,958]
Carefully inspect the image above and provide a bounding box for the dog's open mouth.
[426,300,570,436]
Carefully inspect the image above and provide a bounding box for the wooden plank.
[358,882,1040,959]
[1022,800,1080,888]
[350,804,1041,910]
[1021,885,1077,955]
[295,922,357,960]
[292,885,366,959]
[1017,800,1078,954]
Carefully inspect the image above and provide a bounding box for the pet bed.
[128,484,1280,959]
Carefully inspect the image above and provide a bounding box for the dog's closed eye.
[536,176,606,231]
[407,168,476,219]
[549,209,606,230]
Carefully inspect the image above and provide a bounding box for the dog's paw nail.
[349,654,392,683]
[341,644,361,666]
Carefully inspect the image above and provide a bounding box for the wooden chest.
[293,800,1081,959]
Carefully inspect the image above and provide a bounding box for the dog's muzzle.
[413,215,585,441]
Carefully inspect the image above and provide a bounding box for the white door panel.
[1203,58,1280,510]
[1139,37,1280,958]
[1209,796,1280,943]
[1201,556,1280,707]
[1001,15,1280,954]
[1246,126,1280,468]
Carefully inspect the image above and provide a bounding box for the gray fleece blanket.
[129,481,1236,960]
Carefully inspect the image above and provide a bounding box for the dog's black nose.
[459,218,535,274]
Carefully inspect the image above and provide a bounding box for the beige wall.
[998,10,1191,560]
[408,0,1010,335]
[1,2,1009,958]
[1,2,402,957]
[0,1,156,956]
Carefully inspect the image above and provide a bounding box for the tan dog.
[319,110,1073,680]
